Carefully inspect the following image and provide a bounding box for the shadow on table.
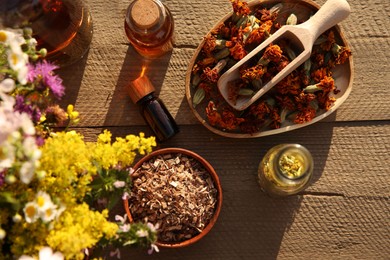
[57,50,90,108]
[103,45,172,127]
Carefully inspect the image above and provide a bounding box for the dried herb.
[128,153,218,243]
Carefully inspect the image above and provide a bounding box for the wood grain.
[57,0,390,259]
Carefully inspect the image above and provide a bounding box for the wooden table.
[58,0,390,258]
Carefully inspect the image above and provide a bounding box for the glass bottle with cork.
[128,69,179,142]
[124,0,174,58]
[258,144,314,197]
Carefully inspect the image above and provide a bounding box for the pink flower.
[27,61,65,99]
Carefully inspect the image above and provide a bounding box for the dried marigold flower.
[231,0,251,17]
[262,44,283,63]
[197,57,216,68]
[317,76,335,92]
[202,67,219,83]
[311,67,331,82]
[199,82,213,96]
[275,73,301,95]
[269,108,281,129]
[205,101,244,130]
[221,110,245,130]
[229,41,247,60]
[249,101,271,121]
[240,64,267,83]
[201,59,228,83]
[321,30,336,52]
[316,92,336,110]
[256,8,278,22]
[202,35,217,56]
[206,101,222,126]
[276,95,296,111]
[246,20,273,45]
[332,44,352,65]
[227,79,244,104]
[295,92,317,106]
[294,106,316,124]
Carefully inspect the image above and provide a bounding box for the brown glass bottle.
[124,0,174,58]
[128,75,179,142]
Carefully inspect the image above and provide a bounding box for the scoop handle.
[300,0,351,42]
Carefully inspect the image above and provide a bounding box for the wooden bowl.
[123,148,223,248]
[185,0,354,138]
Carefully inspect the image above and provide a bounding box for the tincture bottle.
[258,144,314,197]
[128,75,179,142]
[124,0,174,58]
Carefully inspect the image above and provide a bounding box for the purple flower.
[0,170,5,187]
[14,95,42,123]
[27,61,65,99]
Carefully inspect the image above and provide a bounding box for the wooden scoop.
[217,0,351,111]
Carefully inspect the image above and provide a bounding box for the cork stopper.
[128,75,155,103]
[130,0,160,29]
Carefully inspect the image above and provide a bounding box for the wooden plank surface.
[76,123,390,259]
[56,0,390,259]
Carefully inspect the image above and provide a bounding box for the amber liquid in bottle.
[1,0,93,67]
[124,0,174,58]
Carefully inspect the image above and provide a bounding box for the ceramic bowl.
[185,0,354,138]
[123,148,223,248]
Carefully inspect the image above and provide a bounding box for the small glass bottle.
[128,74,179,142]
[258,144,314,197]
[124,0,174,58]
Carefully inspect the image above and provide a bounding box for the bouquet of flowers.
[0,28,159,259]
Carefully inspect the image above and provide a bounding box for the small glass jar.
[124,0,174,58]
[258,144,314,197]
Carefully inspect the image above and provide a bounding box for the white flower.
[109,248,121,259]
[2,29,28,85]
[0,228,6,240]
[12,213,22,223]
[20,161,35,184]
[115,214,127,224]
[122,192,130,200]
[40,204,59,223]
[19,247,64,260]
[23,201,39,223]
[113,180,126,188]
[0,78,16,93]
[147,222,159,233]
[0,140,15,170]
[147,244,159,255]
[35,191,54,212]
[119,223,130,232]
[136,229,149,238]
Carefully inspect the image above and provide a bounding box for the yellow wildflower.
[46,203,117,260]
